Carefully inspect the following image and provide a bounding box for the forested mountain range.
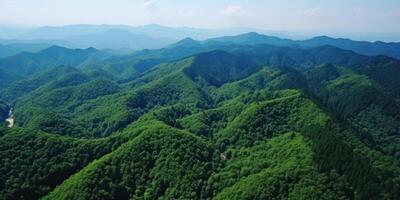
[0,43,52,59]
[1,32,400,200]
[1,25,400,59]
[205,32,400,59]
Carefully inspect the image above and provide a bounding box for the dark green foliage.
[44,122,218,200]
[0,118,157,200]
[183,50,260,86]
[0,100,8,122]
[26,112,90,137]
[85,69,116,81]
[1,39,400,200]
[303,122,400,199]
[8,70,121,137]
[127,72,210,110]
[304,65,400,159]
[46,71,90,89]
[214,166,351,200]
[0,43,51,59]
[180,103,243,138]
[352,56,400,100]
[0,66,80,102]
[151,104,192,128]
[308,45,366,66]
[0,46,101,78]
[0,128,115,199]
[101,58,162,81]
[0,69,20,88]
[216,92,328,148]
[304,63,340,87]
[210,66,305,102]
[211,133,353,200]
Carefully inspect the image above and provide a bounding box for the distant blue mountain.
[62,29,175,50]
[0,43,52,58]
[0,29,177,50]
[20,24,133,40]
[3,24,305,42]
[205,32,400,59]
[300,36,400,59]
[17,24,210,40]
[0,25,399,58]
[206,32,294,46]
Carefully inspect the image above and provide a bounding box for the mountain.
[15,24,303,41]
[0,29,177,51]
[0,46,108,83]
[167,37,200,48]
[62,29,175,50]
[2,25,400,58]
[183,50,260,86]
[0,43,52,58]
[1,34,400,200]
[0,66,83,102]
[206,32,400,59]
[0,69,21,88]
[301,36,400,59]
[0,26,34,39]
[11,24,213,41]
[207,32,294,46]
[19,24,134,40]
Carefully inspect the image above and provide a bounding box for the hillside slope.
[1,40,400,200]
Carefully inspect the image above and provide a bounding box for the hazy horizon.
[0,0,399,41]
[0,23,399,43]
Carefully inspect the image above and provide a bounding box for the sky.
[0,0,399,41]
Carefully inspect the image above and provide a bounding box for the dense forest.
[1,32,400,200]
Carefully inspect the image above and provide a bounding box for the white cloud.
[219,5,249,16]
[297,7,323,17]
[142,0,155,8]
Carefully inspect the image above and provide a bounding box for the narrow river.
[5,108,14,128]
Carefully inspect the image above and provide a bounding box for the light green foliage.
[212,133,352,200]
[217,92,329,148]
[1,43,400,200]
[44,121,218,200]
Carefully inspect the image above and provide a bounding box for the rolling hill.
[1,33,400,200]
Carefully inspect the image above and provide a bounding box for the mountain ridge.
[1,32,400,199]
